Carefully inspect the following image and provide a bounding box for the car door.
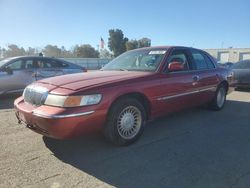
[0,68,12,94]
[155,48,201,116]
[233,60,250,85]
[0,59,36,94]
[189,49,219,103]
[35,58,64,80]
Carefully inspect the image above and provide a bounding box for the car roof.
[237,59,250,63]
[6,56,61,60]
[130,46,203,51]
[2,56,75,65]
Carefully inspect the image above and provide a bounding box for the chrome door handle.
[192,75,200,82]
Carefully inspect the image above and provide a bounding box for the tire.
[103,98,146,146]
[208,85,227,111]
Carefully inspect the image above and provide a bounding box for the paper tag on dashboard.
[149,50,166,55]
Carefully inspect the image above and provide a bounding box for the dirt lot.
[0,90,250,188]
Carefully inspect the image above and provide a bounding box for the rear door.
[56,60,82,74]
[189,49,219,103]
[155,48,201,116]
[35,58,64,80]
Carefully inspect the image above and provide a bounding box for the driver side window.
[167,49,190,72]
[6,60,23,70]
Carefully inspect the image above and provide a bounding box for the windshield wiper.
[119,68,128,71]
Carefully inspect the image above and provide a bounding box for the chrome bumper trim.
[32,110,95,119]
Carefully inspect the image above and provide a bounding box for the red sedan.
[15,46,234,145]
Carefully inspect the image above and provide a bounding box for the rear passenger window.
[47,60,69,68]
[56,61,69,68]
[191,51,208,70]
[204,55,215,69]
[24,60,34,69]
[190,50,215,70]
[37,60,50,68]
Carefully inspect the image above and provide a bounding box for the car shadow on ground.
[43,100,250,187]
[0,94,21,110]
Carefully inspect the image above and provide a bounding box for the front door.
[154,48,201,117]
[0,59,36,94]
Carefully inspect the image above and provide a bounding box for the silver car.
[232,59,250,88]
[0,56,86,95]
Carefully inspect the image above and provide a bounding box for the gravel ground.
[0,90,250,188]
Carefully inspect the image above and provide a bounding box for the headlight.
[44,94,102,107]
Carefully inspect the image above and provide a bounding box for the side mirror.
[2,67,13,74]
[82,67,87,72]
[168,61,184,72]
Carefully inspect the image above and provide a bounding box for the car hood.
[38,70,154,91]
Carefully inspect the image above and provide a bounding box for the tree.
[60,46,73,58]
[138,38,151,48]
[125,38,151,51]
[99,49,112,58]
[73,44,99,58]
[43,45,62,57]
[26,47,36,56]
[3,44,26,57]
[125,40,138,51]
[1,48,6,58]
[108,29,128,57]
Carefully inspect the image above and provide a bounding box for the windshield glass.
[0,58,11,68]
[102,49,167,72]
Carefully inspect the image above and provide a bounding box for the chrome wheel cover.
[117,106,142,139]
[217,87,225,108]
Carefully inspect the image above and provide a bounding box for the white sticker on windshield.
[149,50,166,55]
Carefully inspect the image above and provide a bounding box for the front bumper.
[14,97,106,139]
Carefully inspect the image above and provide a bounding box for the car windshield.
[102,49,167,72]
[0,58,11,68]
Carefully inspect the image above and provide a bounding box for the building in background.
[204,48,250,63]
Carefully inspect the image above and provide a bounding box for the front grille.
[23,85,48,106]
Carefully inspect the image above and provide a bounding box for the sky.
[0,0,249,50]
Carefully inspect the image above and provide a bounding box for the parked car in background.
[231,59,250,88]
[15,46,234,146]
[0,56,86,95]
[223,62,234,69]
[217,62,234,69]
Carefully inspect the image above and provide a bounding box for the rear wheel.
[209,85,226,110]
[104,98,146,146]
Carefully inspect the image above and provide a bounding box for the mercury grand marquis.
[14,46,234,145]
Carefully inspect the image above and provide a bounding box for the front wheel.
[209,85,227,110]
[103,98,146,146]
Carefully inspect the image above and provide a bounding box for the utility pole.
[221,42,224,49]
